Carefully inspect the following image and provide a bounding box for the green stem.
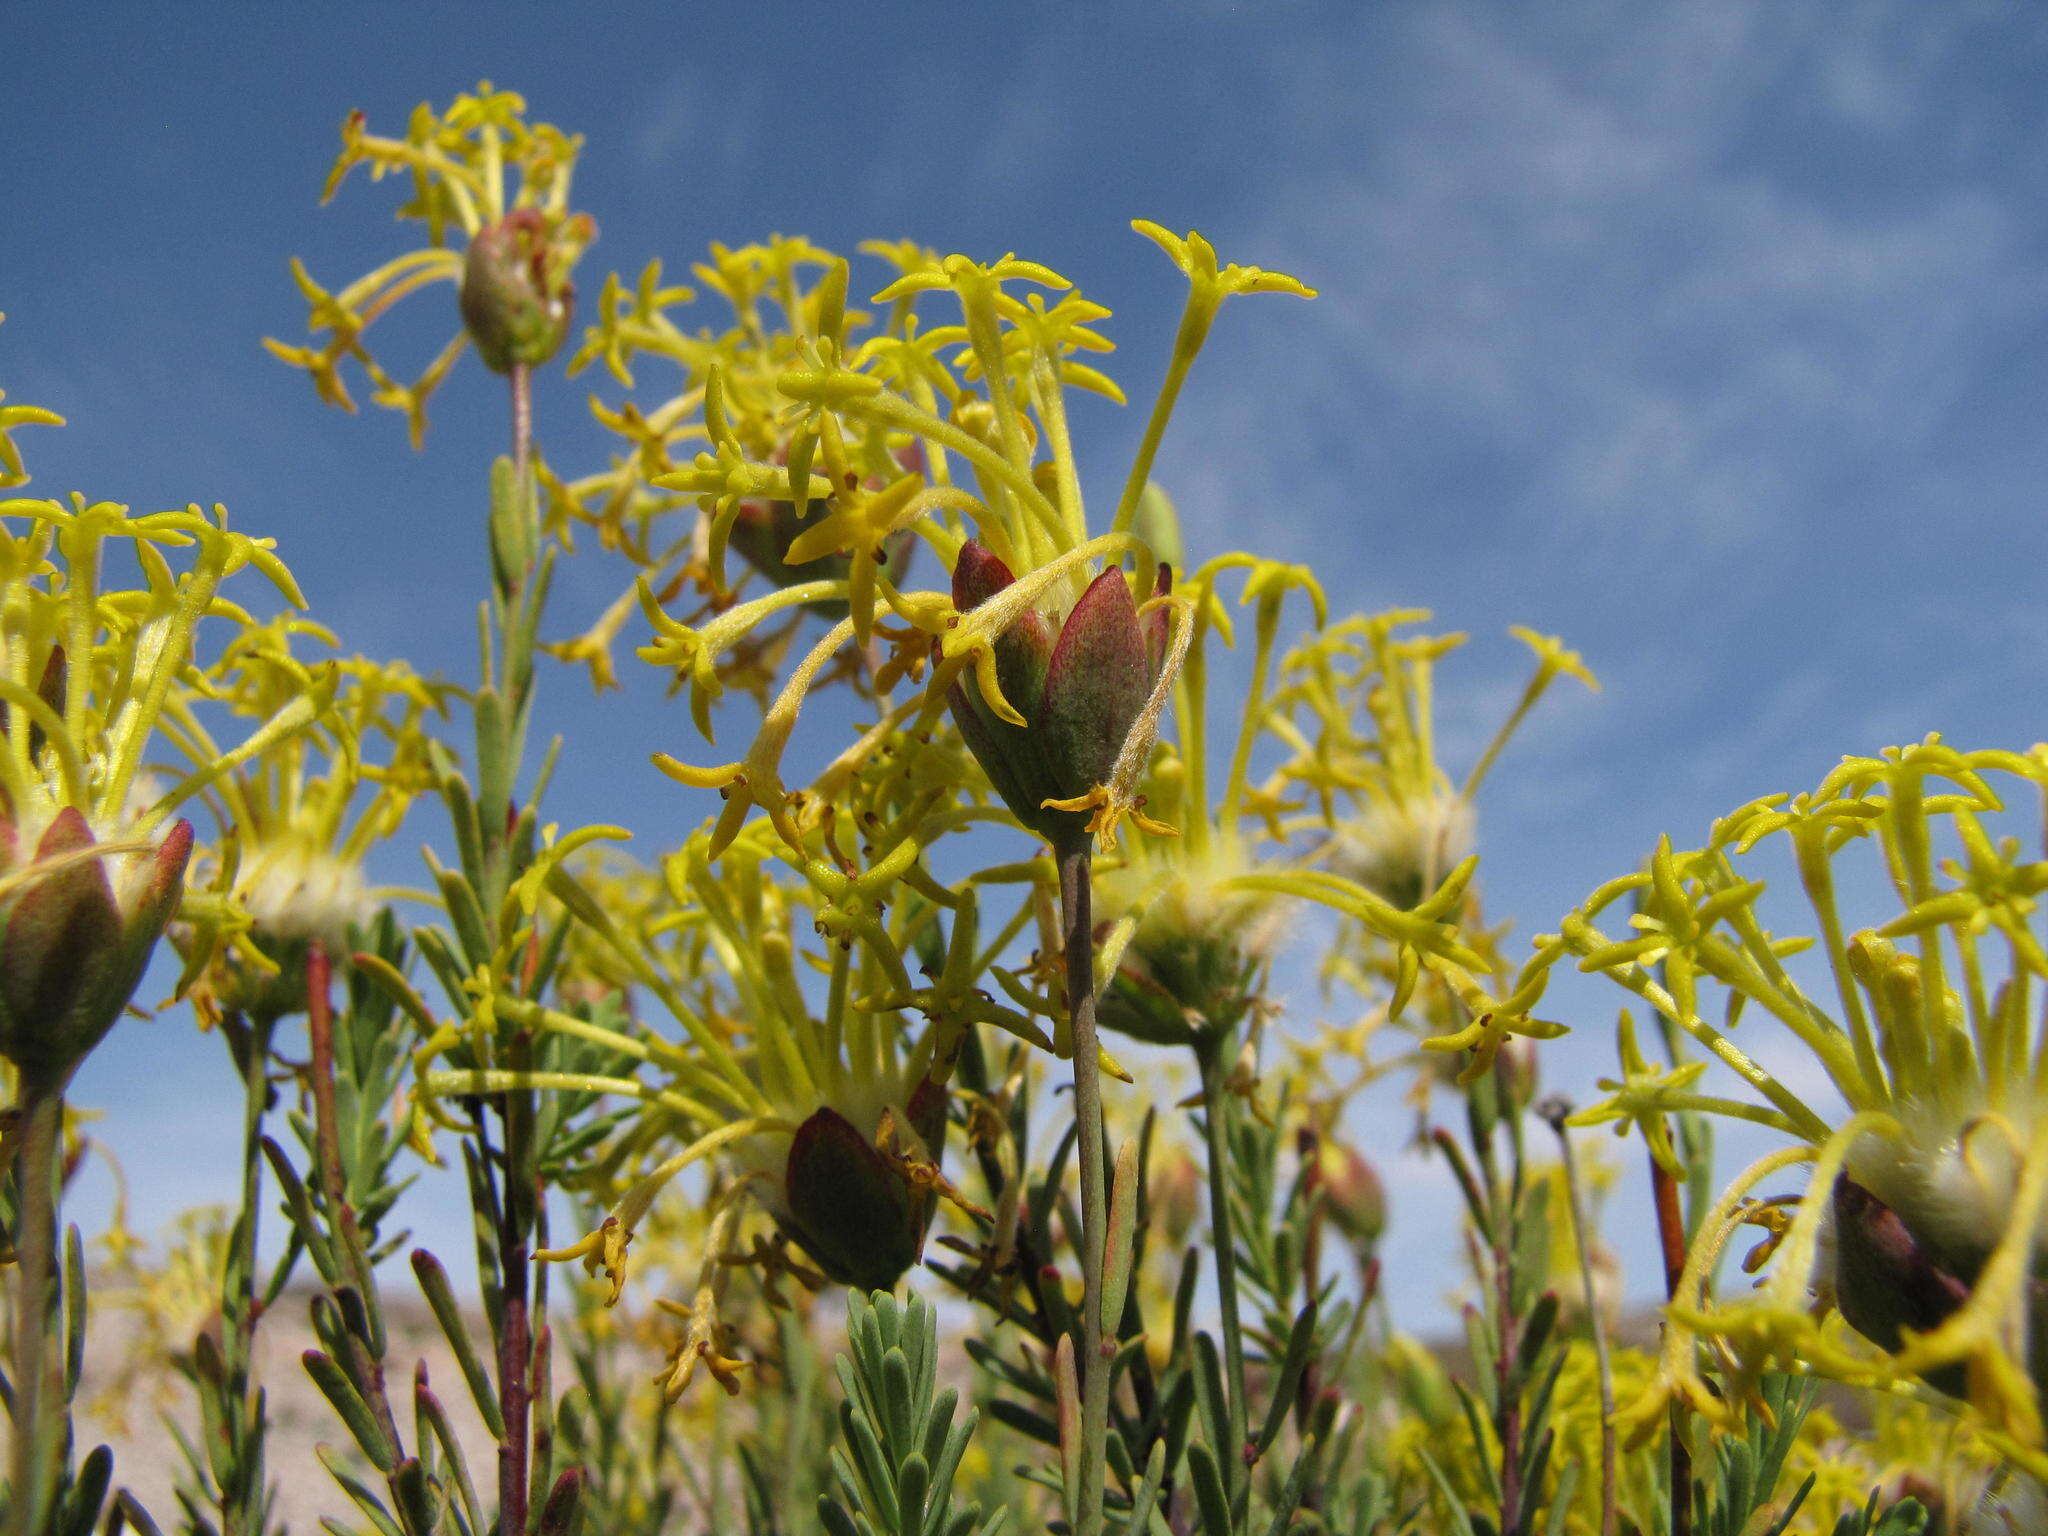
[218,1012,280,1535]
[1542,1106,1616,1536]
[1057,839,1109,1536]
[1110,298,1214,538]
[1471,1085,1523,1536]
[9,1083,63,1536]
[1197,1034,1250,1494]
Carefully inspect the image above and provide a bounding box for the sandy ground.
[80,1287,501,1534]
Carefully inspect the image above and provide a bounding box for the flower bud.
[459,208,592,373]
[773,1078,948,1291]
[182,837,375,1022]
[0,809,194,1088]
[1829,1173,1977,1398]
[1312,1140,1386,1250]
[1492,1035,1540,1115]
[1149,1149,1204,1251]
[946,543,1159,848]
[1094,940,1233,1047]
[729,496,913,613]
[1329,786,1475,910]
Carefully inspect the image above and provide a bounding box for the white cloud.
[1166,0,2043,586]
[634,73,700,172]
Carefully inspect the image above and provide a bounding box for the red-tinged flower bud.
[1829,1173,1977,1397]
[459,208,591,373]
[0,810,194,1089]
[774,1078,948,1291]
[1312,1141,1386,1250]
[946,543,1157,848]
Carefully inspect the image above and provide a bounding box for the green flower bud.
[946,542,1163,848]
[0,809,194,1089]
[1493,1034,1540,1115]
[458,208,592,373]
[1149,1149,1204,1251]
[1096,923,1255,1047]
[729,495,913,614]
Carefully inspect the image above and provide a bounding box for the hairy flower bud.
[0,810,194,1088]
[183,837,375,1022]
[1329,785,1475,910]
[459,208,591,373]
[946,543,1163,848]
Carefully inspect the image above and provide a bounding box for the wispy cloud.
[1171,0,2046,588]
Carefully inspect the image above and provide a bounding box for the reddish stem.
[1650,1148,1693,1536]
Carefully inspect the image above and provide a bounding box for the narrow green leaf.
[1416,1449,1483,1536]
[303,1349,398,1472]
[924,1413,978,1536]
[410,1249,506,1440]
[1253,1305,1318,1456]
[847,1400,900,1531]
[1449,1379,1502,1505]
[416,1375,484,1536]
[1461,1305,1499,1412]
[57,1442,112,1536]
[1188,1441,1234,1536]
[1514,1291,1559,1385]
[1053,1333,1082,1524]
[389,1457,441,1536]
[984,1398,1060,1447]
[62,1225,86,1400]
[1126,1438,1169,1536]
[315,1443,404,1536]
[1257,1436,1319,1536]
[899,1453,931,1536]
[1541,1459,1581,1536]
[1193,1332,1230,1473]
[1171,1246,1202,1360]
[113,1490,168,1536]
[1102,1137,1140,1332]
[882,1347,916,1455]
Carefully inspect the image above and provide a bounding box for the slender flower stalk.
[1649,1135,1693,1536]
[1057,839,1112,1536]
[1539,1099,1619,1536]
[9,1085,62,1536]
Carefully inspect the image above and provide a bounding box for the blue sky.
[10,2,2048,1327]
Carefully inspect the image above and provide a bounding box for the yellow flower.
[0,495,322,1083]
[1517,738,2048,1450]
[267,83,596,443]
